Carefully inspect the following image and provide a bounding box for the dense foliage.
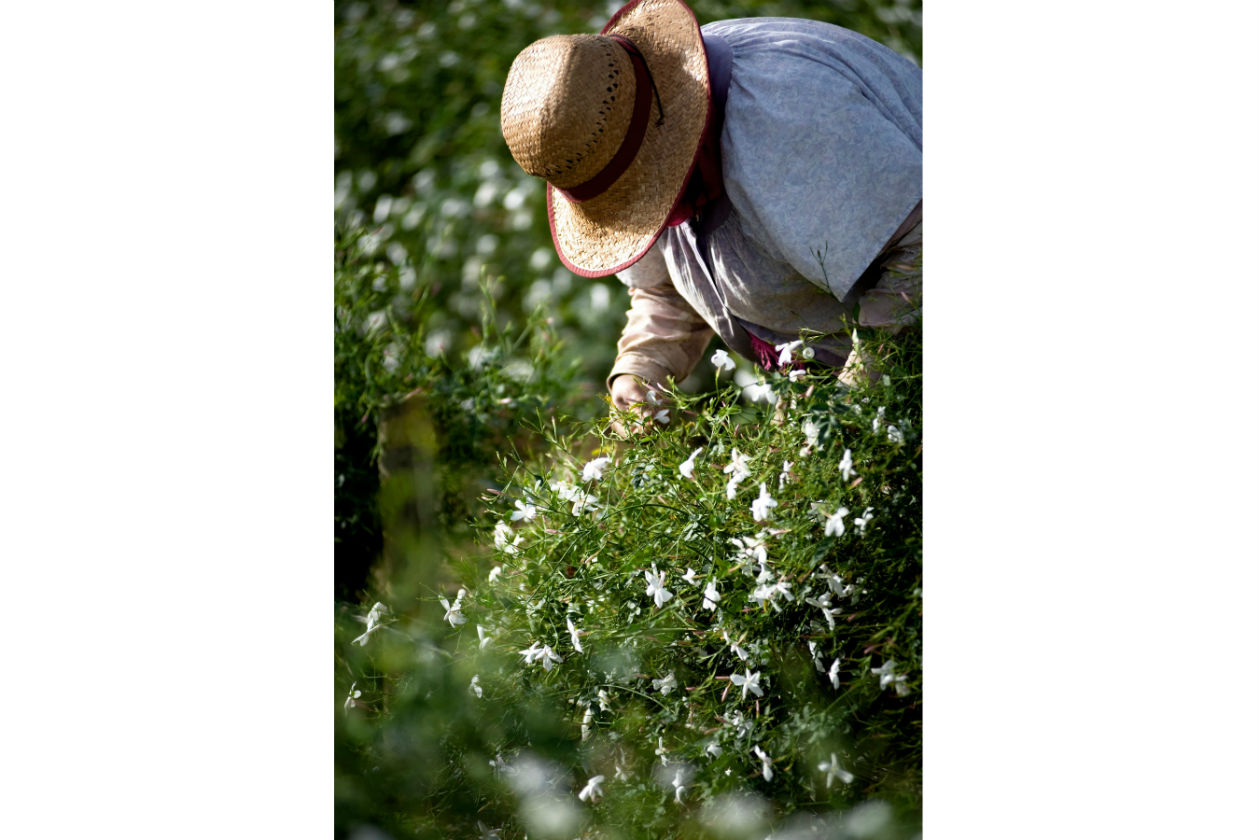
[336,324,923,839]
[335,1,923,836]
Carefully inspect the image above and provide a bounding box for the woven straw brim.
[548,0,710,278]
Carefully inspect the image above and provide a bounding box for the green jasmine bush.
[336,326,923,839]
[335,226,592,599]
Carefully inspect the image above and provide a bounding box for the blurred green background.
[334,0,921,601]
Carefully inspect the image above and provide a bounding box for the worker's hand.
[610,375,670,436]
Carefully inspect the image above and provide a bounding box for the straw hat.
[500,0,711,277]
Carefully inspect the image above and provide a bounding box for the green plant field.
[335,2,923,837]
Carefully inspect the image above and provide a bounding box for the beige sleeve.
[606,241,715,392]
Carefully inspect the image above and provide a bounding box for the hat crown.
[501,35,638,190]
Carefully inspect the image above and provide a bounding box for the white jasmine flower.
[711,348,735,371]
[818,753,854,788]
[705,740,723,758]
[653,408,671,425]
[682,567,700,586]
[597,689,612,712]
[871,659,910,695]
[644,565,674,608]
[352,601,389,645]
[828,658,842,689]
[344,681,362,710]
[730,669,764,700]
[672,769,687,803]
[652,672,678,696]
[493,521,521,554]
[751,483,778,521]
[678,447,703,479]
[722,629,750,662]
[750,578,794,611]
[581,704,594,740]
[805,591,842,630]
[538,644,562,671]
[614,763,630,781]
[745,382,776,404]
[752,745,774,782]
[578,774,605,802]
[568,488,601,516]
[488,565,502,583]
[510,499,536,521]
[582,456,612,482]
[440,589,467,627]
[802,346,815,360]
[788,369,807,382]
[656,736,669,765]
[775,340,803,366]
[477,624,493,650]
[520,641,563,671]
[729,535,768,569]
[838,448,856,481]
[886,424,905,444]
[854,507,874,534]
[808,640,825,672]
[470,674,483,698]
[702,580,721,611]
[566,617,584,653]
[778,460,793,488]
[801,419,821,454]
[823,571,849,598]
[549,478,577,499]
[723,448,751,482]
[824,506,850,538]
